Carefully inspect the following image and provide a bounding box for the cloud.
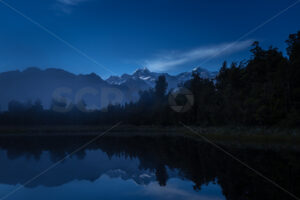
[145,40,253,72]
[57,0,88,6]
[55,0,89,13]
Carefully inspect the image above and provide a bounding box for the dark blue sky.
[0,0,299,78]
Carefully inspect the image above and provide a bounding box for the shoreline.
[0,125,299,148]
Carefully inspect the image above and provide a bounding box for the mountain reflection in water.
[0,135,299,200]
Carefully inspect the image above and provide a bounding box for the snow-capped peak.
[106,66,217,89]
[133,67,151,75]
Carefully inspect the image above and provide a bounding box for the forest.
[0,31,299,127]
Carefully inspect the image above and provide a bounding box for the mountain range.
[106,67,217,90]
[0,67,217,110]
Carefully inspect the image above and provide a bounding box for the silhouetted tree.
[285,31,300,125]
[155,75,168,100]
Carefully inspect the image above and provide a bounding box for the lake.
[0,135,299,200]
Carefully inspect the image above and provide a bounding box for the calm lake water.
[0,135,299,200]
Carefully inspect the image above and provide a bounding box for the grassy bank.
[0,125,299,147]
[184,127,300,148]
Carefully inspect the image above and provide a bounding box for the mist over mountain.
[0,67,217,110]
[0,67,130,110]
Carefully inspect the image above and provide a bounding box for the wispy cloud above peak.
[144,40,253,72]
[57,0,88,6]
[55,0,90,14]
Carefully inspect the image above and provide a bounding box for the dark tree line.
[0,31,299,127]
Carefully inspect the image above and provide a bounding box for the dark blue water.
[0,149,224,200]
[0,136,299,200]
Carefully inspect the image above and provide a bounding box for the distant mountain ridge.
[0,67,131,110]
[0,67,217,110]
[106,67,217,90]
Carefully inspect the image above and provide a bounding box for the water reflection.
[0,135,299,200]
